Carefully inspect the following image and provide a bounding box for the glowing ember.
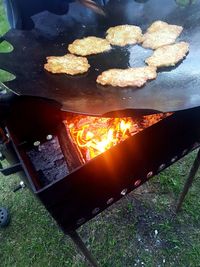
[65,117,138,161]
[64,113,172,162]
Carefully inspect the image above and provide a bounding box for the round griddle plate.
[0,0,200,116]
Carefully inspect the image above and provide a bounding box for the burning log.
[64,116,139,161]
[64,113,171,162]
[57,123,85,172]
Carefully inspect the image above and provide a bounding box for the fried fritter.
[141,21,183,49]
[44,54,90,75]
[68,36,111,56]
[96,66,157,87]
[106,25,143,46]
[145,42,189,68]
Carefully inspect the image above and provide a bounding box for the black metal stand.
[176,148,200,213]
[68,230,100,267]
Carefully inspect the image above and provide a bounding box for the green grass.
[1,0,200,266]
[1,151,200,267]
[0,0,13,83]
[0,0,9,36]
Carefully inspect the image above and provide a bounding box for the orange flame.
[66,117,138,161]
[65,113,172,162]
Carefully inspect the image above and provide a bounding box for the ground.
[1,151,200,267]
[1,1,200,266]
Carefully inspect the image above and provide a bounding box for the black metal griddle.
[1,0,200,116]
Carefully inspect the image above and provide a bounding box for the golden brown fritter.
[106,25,143,46]
[96,66,157,87]
[44,54,90,75]
[141,21,183,49]
[68,36,111,56]
[145,42,189,68]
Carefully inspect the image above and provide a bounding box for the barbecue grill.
[1,0,200,266]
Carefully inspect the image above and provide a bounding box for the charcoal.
[27,137,69,185]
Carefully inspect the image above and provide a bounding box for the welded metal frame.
[5,99,200,233]
[38,108,200,232]
[2,101,200,267]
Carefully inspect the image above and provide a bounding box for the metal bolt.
[46,135,53,141]
[77,218,85,225]
[121,189,128,196]
[92,208,100,215]
[107,198,114,205]
[33,141,42,151]
[158,164,166,172]
[33,141,40,147]
[134,179,142,187]
[171,156,178,163]
[182,149,188,156]
[147,171,153,179]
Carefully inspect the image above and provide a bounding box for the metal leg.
[176,148,200,213]
[68,230,100,267]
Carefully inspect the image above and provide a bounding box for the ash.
[27,137,69,186]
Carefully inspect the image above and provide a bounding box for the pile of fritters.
[44,20,189,87]
[96,21,189,87]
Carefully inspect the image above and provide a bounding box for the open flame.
[66,117,138,161]
[64,113,171,162]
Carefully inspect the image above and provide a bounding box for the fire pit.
[64,113,171,162]
[3,98,199,231]
[1,97,200,266]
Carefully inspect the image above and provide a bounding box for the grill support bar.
[176,148,200,213]
[68,230,100,267]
